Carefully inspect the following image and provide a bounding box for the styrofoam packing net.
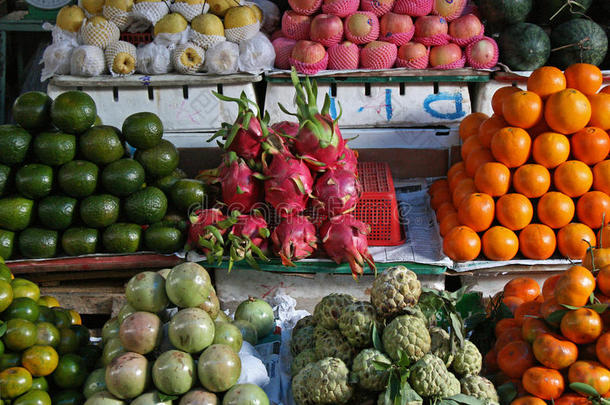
[169,1,208,22]
[360,0,394,16]
[414,32,450,46]
[465,36,498,69]
[70,45,107,76]
[287,0,321,15]
[312,29,343,47]
[40,42,75,81]
[105,40,137,76]
[225,21,260,43]
[80,19,121,49]
[136,42,173,74]
[238,31,275,73]
[172,41,205,74]
[281,13,310,40]
[132,1,170,26]
[360,42,397,69]
[327,42,359,69]
[432,0,466,21]
[289,52,328,74]
[272,37,295,69]
[395,47,429,68]
[42,22,81,46]
[103,5,133,31]
[392,0,432,16]
[344,12,379,45]
[204,40,239,74]
[191,31,226,50]
[153,27,190,50]
[379,25,414,45]
[431,54,465,69]
[322,0,359,18]
[450,25,484,47]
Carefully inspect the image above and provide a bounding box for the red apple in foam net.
[380,12,413,37]
[467,37,498,68]
[360,0,394,15]
[361,40,397,69]
[414,15,448,38]
[448,14,483,40]
[310,14,343,45]
[344,12,379,43]
[288,0,321,15]
[398,41,427,60]
[429,43,462,67]
[281,11,312,41]
[433,0,466,21]
[291,39,327,64]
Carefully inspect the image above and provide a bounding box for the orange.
[452,177,477,208]
[527,66,567,99]
[554,265,596,307]
[430,188,452,210]
[557,223,596,260]
[428,179,448,196]
[447,161,465,181]
[503,297,525,315]
[528,119,552,138]
[504,277,541,302]
[519,223,556,260]
[554,160,593,198]
[540,297,564,326]
[568,361,610,396]
[532,132,570,169]
[21,345,58,377]
[491,127,532,168]
[482,226,519,261]
[511,397,547,405]
[474,162,510,197]
[565,63,603,95]
[571,127,610,165]
[439,212,460,236]
[449,170,469,193]
[502,91,543,129]
[492,86,522,116]
[545,89,592,134]
[522,367,565,400]
[522,318,553,343]
[561,308,603,344]
[555,393,591,405]
[532,333,578,370]
[514,300,542,326]
[496,193,534,231]
[478,114,508,148]
[597,265,610,297]
[588,93,610,130]
[442,226,481,261]
[495,318,519,338]
[593,160,610,195]
[513,164,551,199]
[537,192,575,229]
[498,341,535,379]
[435,201,456,223]
[599,224,610,248]
[465,147,494,177]
[459,112,489,140]
[457,193,495,232]
[460,135,484,161]
[542,274,561,299]
[596,332,610,369]
[576,191,610,229]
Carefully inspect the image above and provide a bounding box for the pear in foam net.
[103,0,134,30]
[81,16,121,50]
[56,5,86,32]
[224,6,260,43]
[191,13,226,50]
[105,40,138,75]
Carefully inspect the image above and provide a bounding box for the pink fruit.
[270,121,299,138]
[328,41,360,70]
[398,41,427,60]
[312,168,362,217]
[360,40,398,69]
[393,0,433,16]
[227,210,270,270]
[290,40,326,64]
[414,15,448,38]
[288,0,322,15]
[281,11,311,41]
[273,37,297,69]
[429,43,463,67]
[187,208,235,262]
[379,12,414,45]
[218,152,264,213]
[322,0,359,18]
[448,14,483,45]
[360,0,394,17]
[433,0,467,21]
[344,11,379,45]
[310,14,344,47]
[319,214,376,278]
[334,146,358,172]
[271,215,318,266]
[466,36,498,69]
[271,30,283,41]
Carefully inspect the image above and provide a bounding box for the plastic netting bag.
[238,32,275,73]
[136,42,173,74]
[70,45,107,76]
[40,42,75,81]
[204,40,239,74]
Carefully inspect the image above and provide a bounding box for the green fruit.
[0,353,20,371]
[165,262,212,308]
[232,320,257,346]
[0,263,12,282]
[15,164,53,199]
[119,312,162,355]
[18,228,58,259]
[11,278,39,301]
[0,367,33,399]
[312,293,354,330]
[290,325,314,356]
[71,324,91,346]
[37,307,56,323]
[410,354,459,398]
[170,179,206,214]
[0,198,33,231]
[4,297,40,322]
[144,226,184,254]
[0,230,15,260]
[117,304,135,324]
[0,280,13,313]
[352,349,391,391]
[83,391,123,405]
[61,228,99,256]
[38,196,77,230]
[551,19,608,69]
[4,319,37,351]
[53,354,87,389]
[33,132,77,166]
[152,350,195,396]
[57,161,99,198]
[197,344,241,393]
[131,392,172,405]
[52,309,71,329]
[101,338,125,367]
[168,308,215,353]
[460,375,499,403]
[57,328,79,354]
[290,348,315,377]
[122,112,163,150]
[50,91,97,134]
[102,223,141,253]
[314,327,355,367]
[83,368,107,399]
[135,140,179,178]
[36,322,60,347]
[478,0,532,28]
[125,272,168,313]
[78,344,102,369]
[102,318,120,343]
[200,290,220,320]
[54,390,85,405]
[0,165,11,196]
[291,358,353,405]
[337,301,378,349]
[12,92,52,132]
[105,352,149,400]
[80,126,125,166]
[154,169,187,194]
[31,376,49,391]
[101,159,145,197]
[499,23,551,71]
[80,194,120,228]
[124,187,168,225]
[13,389,51,405]
[382,315,431,363]
[451,340,482,377]
[222,383,269,405]
[213,322,242,353]
[0,125,32,166]
[234,298,274,339]
[178,389,218,405]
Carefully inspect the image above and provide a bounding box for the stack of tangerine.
[430,63,610,262]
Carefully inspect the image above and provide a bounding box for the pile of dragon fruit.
[271,0,499,74]
[187,69,376,278]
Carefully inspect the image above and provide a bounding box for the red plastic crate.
[120,31,153,46]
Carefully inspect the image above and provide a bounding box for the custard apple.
[291,325,315,356]
[370,266,421,318]
[291,348,316,376]
[314,326,356,366]
[430,327,453,367]
[292,357,354,405]
[441,372,461,398]
[410,354,453,398]
[451,340,482,376]
[293,315,314,336]
[338,301,379,348]
[313,293,355,329]
[460,375,499,404]
[382,315,430,362]
[352,349,391,392]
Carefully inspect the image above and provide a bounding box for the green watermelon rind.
[499,23,551,71]
[551,18,608,69]
[478,0,533,26]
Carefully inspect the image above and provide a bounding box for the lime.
[4,319,37,351]
[0,125,32,166]
[102,223,141,253]
[57,329,78,355]
[0,280,13,312]
[15,164,53,199]
[0,198,33,231]
[13,389,51,405]
[80,194,120,228]
[37,296,60,308]
[79,126,125,165]
[33,132,76,166]
[12,92,53,132]
[122,112,164,150]
[0,264,11,282]
[101,159,145,197]
[52,310,71,330]
[57,161,98,198]
[18,229,58,259]
[144,226,184,254]
[4,297,40,322]
[12,278,40,301]
[36,322,60,347]
[0,230,15,260]
[37,196,77,230]
[50,91,97,135]
[37,306,56,324]
[21,345,59,377]
[135,140,179,178]
[52,354,86,389]
[61,228,99,256]
[0,367,32,398]
[154,168,187,194]
[170,179,206,213]
[31,376,48,391]
[124,187,168,225]
[0,353,20,371]
[0,165,11,196]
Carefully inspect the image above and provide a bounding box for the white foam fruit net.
[132,1,170,26]
[80,19,121,49]
[169,1,209,21]
[172,41,205,74]
[102,5,133,30]
[225,21,260,43]
[105,40,138,76]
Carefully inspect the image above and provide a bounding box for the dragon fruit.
[187,208,237,264]
[270,121,299,138]
[319,214,376,279]
[312,168,362,217]
[271,215,318,266]
[218,152,264,213]
[226,210,270,270]
[209,91,269,161]
[334,146,358,173]
[279,68,345,172]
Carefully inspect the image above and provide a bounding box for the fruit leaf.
[497,382,518,405]
[561,304,581,310]
[588,303,609,313]
[590,292,596,305]
[373,360,392,371]
[570,382,600,397]
[389,372,401,400]
[399,381,423,405]
[0,321,6,337]
[373,324,383,352]
[397,349,411,368]
[439,399,460,405]
[158,394,179,402]
[546,309,568,324]
[447,394,485,405]
[450,312,465,347]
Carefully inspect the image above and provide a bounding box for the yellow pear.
[174,0,205,4]
[112,52,136,74]
[249,4,262,22]
[56,5,86,32]
[224,6,257,29]
[87,15,109,26]
[180,46,202,67]
[191,13,224,36]
[105,0,133,11]
[207,0,239,17]
[154,13,188,35]
[82,0,104,15]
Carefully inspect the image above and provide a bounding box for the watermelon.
[478,0,532,31]
[499,23,550,71]
[551,18,608,68]
[534,0,593,24]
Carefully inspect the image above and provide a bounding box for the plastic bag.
[42,22,80,47]
[132,0,170,26]
[70,45,107,76]
[154,27,190,50]
[250,0,280,34]
[238,32,275,74]
[204,41,239,74]
[40,42,75,81]
[237,342,271,387]
[136,42,172,74]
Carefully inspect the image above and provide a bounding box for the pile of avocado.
[0,91,207,260]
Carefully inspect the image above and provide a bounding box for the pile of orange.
[431,63,610,262]
[488,255,610,404]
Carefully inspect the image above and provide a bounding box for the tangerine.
[593,160,610,195]
[503,91,543,129]
[576,191,610,229]
[554,160,593,198]
[571,127,610,165]
[482,226,519,261]
[522,367,564,400]
[554,265,595,307]
[442,226,481,261]
[496,193,534,231]
[537,192,575,229]
[519,224,557,260]
[513,164,551,199]
[565,63,603,95]
[491,127,532,168]
[545,89,592,134]
[557,223,596,260]
[497,340,535,379]
[474,162,511,197]
[504,277,541,302]
[527,66,567,99]
[588,93,610,131]
[478,114,508,148]
[532,132,570,169]
[460,112,489,140]
[561,308,603,344]
[458,193,495,232]
[492,86,521,116]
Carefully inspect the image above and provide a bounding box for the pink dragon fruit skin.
[187,208,228,253]
[270,121,299,138]
[333,146,358,172]
[271,215,318,266]
[219,153,264,213]
[228,116,264,161]
[313,168,363,217]
[319,214,376,279]
[230,211,270,253]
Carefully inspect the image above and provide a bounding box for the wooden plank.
[41,289,126,315]
[25,269,142,284]
[266,68,491,83]
[50,73,263,88]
